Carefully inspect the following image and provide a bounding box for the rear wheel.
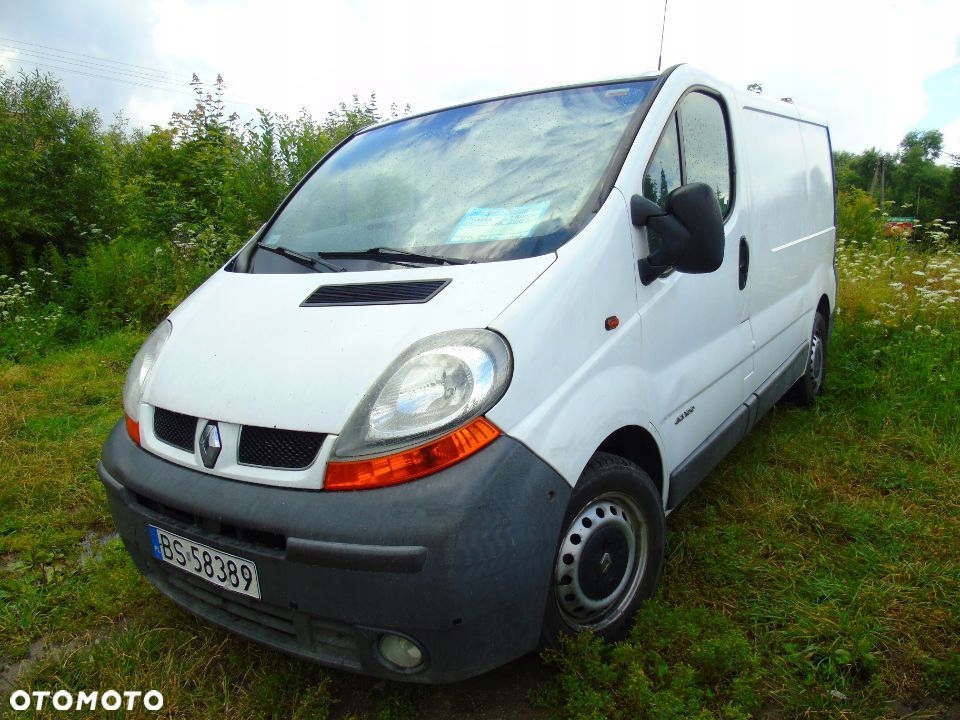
[789,310,828,405]
[541,453,664,645]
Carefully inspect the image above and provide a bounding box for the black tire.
[789,310,828,405]
[540,452,665,646]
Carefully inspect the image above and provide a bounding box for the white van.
[99,64,836,683]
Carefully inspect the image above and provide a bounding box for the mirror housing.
[631,182,725,285]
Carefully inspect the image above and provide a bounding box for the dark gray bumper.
[98,422,570,683]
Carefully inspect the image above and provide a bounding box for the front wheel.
[540,453,665,645]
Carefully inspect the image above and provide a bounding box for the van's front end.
[98,77,659,682]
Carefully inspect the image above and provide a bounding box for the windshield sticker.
[448,201,549,244]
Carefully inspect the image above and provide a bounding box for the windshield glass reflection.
[261,81,653,265]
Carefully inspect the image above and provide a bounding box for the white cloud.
[657,0,960,152]
[126,93,179,130]
[148,0,385,116]
[942,115,960,157]
[3,0,958,155]
[0,46,20,73]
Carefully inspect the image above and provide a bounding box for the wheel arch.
[817,293,832,338]
[817,294,830,316]
[595,425,664,500]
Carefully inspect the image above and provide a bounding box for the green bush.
[837,188,885,245]
[0,268,63,360]
[0,72,399,359]
[0,69,113,272]
[57,236,207,339]
[58,239,159,337]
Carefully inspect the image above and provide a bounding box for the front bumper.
[98,422,570,683]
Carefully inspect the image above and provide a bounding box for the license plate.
[148,525,261,599]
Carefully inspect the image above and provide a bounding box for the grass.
[1,238,959,718]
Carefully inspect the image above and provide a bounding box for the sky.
[1,0,959,158]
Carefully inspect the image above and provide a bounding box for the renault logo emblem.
[199,422,222,468]
[599,551,613,575]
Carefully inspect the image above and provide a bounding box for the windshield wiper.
[326,246,472,266]
[256,242,345,272]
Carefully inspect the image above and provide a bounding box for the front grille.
[238,426,325,469]
[135,493,287,552]
[154,408,197,451]
[151,407,324,471]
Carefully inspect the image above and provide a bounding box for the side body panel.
[487,188,657,487]
[734,98,837,394]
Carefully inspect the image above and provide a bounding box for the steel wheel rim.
[810,329,825,394]
[554,492,647,631]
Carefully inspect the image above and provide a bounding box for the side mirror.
[631,182,725,285]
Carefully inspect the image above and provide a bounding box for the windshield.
[258,80,654,268]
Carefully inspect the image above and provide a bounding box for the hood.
[142,256,554,433]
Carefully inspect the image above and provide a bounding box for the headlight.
[122,320,171,421]
[333,329,512,459]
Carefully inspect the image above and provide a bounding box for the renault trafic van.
[99,64,836,682]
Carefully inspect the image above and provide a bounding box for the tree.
[834,148,886,195]
[229,93,393,231]
[943,163,960,222]
[899,130,943,162]
[834,130,956,226]
[0,69,111,271]
[889,130,950,220]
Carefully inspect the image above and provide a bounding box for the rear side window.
[643,91,733,216]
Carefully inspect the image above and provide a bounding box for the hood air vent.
[301,279,450,307]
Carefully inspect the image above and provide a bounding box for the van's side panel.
[738,102,836,394]
[800,119,839,317]
[800,122,836,236]
[486,190,660,487]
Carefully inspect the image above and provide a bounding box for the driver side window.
[643,91,732,215]
[643,114,681,208]
[642,114,682,254]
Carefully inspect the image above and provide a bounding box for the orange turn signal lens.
[125,414,141,445]
[324,417,500,491]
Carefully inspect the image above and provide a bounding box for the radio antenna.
[658,0,669,71]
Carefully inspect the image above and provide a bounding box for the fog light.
[378,633,424,670]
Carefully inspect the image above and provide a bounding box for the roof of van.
[360,64,828,134]
[360,69,667,133]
